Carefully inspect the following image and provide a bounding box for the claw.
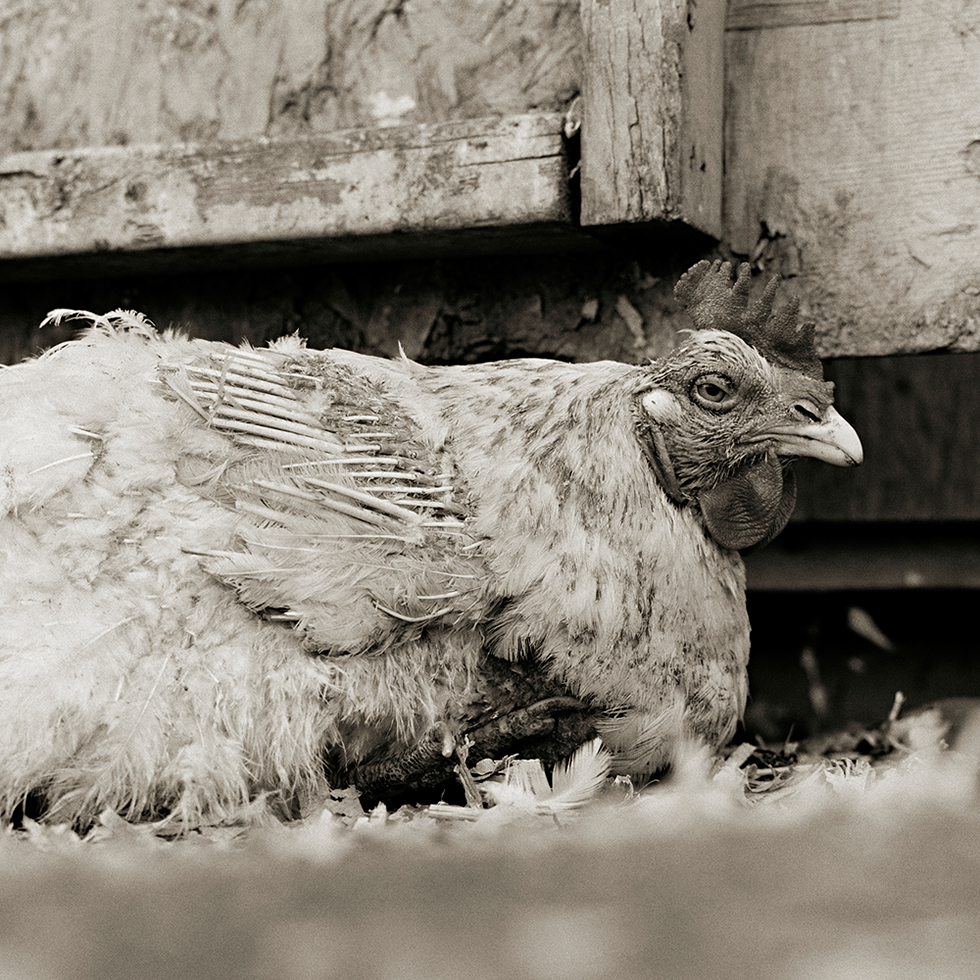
[349,697,595,808]
[464,696,588,756]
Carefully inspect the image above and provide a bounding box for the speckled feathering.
[0,262,862,827]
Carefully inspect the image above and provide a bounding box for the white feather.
[484,738,611,813]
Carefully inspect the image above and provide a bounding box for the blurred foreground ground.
[3,722,980,980]
[2,588,977,980]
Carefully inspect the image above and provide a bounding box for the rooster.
[0,261,861,826]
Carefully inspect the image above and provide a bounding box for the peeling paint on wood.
[0,0,582,155]
[0,114,582,269]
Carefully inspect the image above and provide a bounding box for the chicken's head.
[635,260,863,550]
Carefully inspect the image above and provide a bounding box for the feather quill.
[484,739,612,812]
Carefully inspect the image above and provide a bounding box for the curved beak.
[764,406,864,467]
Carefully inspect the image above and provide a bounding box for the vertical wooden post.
[579,0,724,238]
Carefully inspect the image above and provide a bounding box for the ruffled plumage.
[0,265,860,827]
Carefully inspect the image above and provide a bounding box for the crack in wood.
[727,0,901,31]
[0,111,588,272]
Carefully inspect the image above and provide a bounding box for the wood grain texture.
[579,0,724,237]
[726,0,980,356]
[0,0,582,155]
[727,0,899,30]
[0,113,583,269]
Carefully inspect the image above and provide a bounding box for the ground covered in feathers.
[3,699,980,980]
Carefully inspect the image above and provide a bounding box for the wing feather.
[158,343,491,655]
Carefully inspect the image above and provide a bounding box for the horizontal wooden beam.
[0,113,601,280]
[745,524,980,590]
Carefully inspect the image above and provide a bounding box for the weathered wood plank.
[579,0,724,238]
[745,525,980,590]
[0,113,595,275]
[725,0,980,356]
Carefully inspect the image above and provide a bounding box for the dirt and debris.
[5,686,979,980]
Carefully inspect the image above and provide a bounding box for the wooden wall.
[796,353,980,522]
[4,0,979,360]
[725,0,980,357]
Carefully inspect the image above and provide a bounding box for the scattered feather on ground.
[3,700,980,980]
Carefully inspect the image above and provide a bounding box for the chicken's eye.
[691,376,736,411]
[699,383,726,401]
